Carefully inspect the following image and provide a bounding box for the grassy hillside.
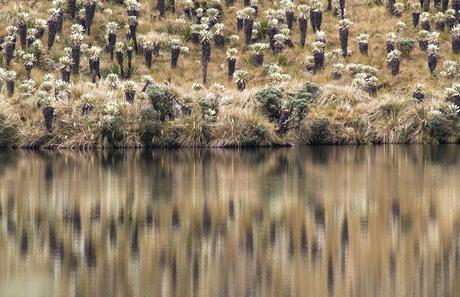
[0,0,459,148]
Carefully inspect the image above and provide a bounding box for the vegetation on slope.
[0,0,459,147]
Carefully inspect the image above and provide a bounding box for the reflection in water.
[0,146,460,296]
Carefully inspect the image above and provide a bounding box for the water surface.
[0,146,460,297]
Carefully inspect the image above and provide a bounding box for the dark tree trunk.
[4,42,14,67]
[35,27,45,40]
[237,81,245,91]
[171,47,180,68]
[442,0,449,10]
[127,9,139,18]
[27,35,36,47]
[389,59,400,75]
[434,0,441,9]
[184,7,193,18]
[313,51,324,70]
[61,68,71,82]
[419,39,428,50]
[435,20,445,31]
[108,33,116,60]
[125,91,136,103]
[153,43,160,56]
[299,18,307,47]
[253,53,264,66]
[47,19,57,50]
[25,65,32,79]
[339,28,349,56]
[127,48,133,77]
[314,11,322,32]
[57,10,64,33]
[89,58,100,83]
[441,0,449,12]
[145,48,153,68]
[310,10,316,32]
[129,24,138,52]
[227,58,236,79]
[386,40,395,53]
[268,26,278,52]
[202,62,208,84]
[243,18,254,45]
[225,0,234,6]
[191,32,200,44]
[68,0,77,18]
[71,45,81,75]
[423,0,430,11]
[421,20,431,31]
[339,0,345,18]
[413,91,425,101]
[158,0,165,16]
[85,3,96,35]
[201,42,211,84]
[446,17,455,30]
[214,34,225,47]
[6,80,14,97]
[428,54,437,74]
[388,0,396,13]
[236,18,244,31]
[18,22,27,49]
[286,11,294,30]
[43,107,54,133]
[452,36,460,53]
[359,42,368,55]
[412,12,420,27]
[244,0,250,6]
[116,52,124,77]
[170,0,176,12]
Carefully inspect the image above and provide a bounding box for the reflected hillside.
[0,146,460,297]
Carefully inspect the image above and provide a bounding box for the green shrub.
[285,93,310,124]
[426,111,451,142]
[255,87,284,121]
[140,108,162,146]
[146,85,175,121]
[0,113,18,147]
[100,115,125,147]
[397,38,416,56]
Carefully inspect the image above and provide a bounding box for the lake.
[0,146,459,297]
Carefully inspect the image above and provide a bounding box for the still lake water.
[0,146,459,297]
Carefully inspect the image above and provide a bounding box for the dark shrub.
[101,116,125,147]
[140,108,162,146]
[255,87,284,121]
[146,85,175,121]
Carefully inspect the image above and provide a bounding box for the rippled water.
[0,146,460,297]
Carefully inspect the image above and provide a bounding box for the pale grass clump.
[317,83,372,107]
[211,107,280,147]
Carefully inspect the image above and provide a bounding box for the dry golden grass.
[0,0,458,147]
